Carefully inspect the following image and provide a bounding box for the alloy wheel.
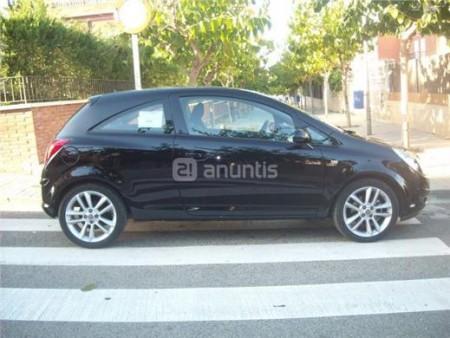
[65,190,117,243]
[343,186,393,238]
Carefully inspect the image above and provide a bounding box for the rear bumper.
[41,177,58,218]
[42,202,57,218]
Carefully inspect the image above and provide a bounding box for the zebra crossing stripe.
[0,217,421,232]
[1,237,448,266]
[1,278,449,322]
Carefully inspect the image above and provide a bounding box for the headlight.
[393,148,420,172]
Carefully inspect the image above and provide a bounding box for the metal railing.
[0,76,134,105]
[47,0,115,8]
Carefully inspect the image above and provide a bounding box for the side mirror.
[293,128,311,144]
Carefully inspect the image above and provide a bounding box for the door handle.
[185,150,207,160]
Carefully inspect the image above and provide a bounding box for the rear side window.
[95,102,169,134]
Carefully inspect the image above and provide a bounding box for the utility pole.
[364,41,372,136]
[399,25,416,149]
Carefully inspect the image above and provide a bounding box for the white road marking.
[0,218,308,232]
[1,278,449,322]
[0,218,60,232]
[0,218,162,232]
[398,217,421,225]
[1,237,448,266]
[0,217,422,232]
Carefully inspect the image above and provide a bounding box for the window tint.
[180,97,295,142]
[96,103,168,134]
[305,126,333,145]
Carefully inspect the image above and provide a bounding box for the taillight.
[44,139,69,164]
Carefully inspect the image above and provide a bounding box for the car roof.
[90,87,268,102]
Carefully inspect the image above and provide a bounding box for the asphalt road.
[1,193,450,338]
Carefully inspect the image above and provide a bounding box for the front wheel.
[58,183,127,248]
[333,179,399,242]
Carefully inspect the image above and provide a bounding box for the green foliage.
[266,53,301,94]
[142,0,270,85]
[329,68,343,93]
[279,0,363,98]
[0,0,131,80]
[273,0,449,96]
[350,0,450,37]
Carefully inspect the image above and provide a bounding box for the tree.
[350,0,449,37]
[287,0,364,125]
[267,53,302,95]
[142,0,270,86]
[322,0,365,126]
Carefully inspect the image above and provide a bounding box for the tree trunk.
[342,66,351,127]
[204,63,218,85]
[323,72,329,117]
[188,43,214,86]
[204,71,214,85]
[188,58,202,86]
[309,80,314,114]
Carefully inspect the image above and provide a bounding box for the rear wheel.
[58,183,127,248]
[333,179,399,242]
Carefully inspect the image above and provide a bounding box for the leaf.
[386,5,399,19]
[81,283,97,292]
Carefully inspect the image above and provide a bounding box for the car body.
[41,87,429,247]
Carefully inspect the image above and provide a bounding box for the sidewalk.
[316,112,450,150]
[315,112,450,190]
[0,173,42,212]
[1,114,450,212]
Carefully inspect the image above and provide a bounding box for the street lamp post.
[115,0,151,90]
[131,34,142,89]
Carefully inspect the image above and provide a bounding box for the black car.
[41,87,429,248]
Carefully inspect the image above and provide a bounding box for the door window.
[95,102,169,134]
[179,97,295,142]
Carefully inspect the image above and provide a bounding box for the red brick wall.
[32,102,85,163]
[0,101,86,170]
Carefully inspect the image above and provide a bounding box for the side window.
[96,103,169,134]
[179,96,295,142]
[305,126,333,145]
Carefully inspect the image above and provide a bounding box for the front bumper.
[400,174,429,220]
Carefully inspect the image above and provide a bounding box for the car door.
[90,97,181,219]
[170,93,325,218]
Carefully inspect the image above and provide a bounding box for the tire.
[58,183,127,248]
[332,178,399,242]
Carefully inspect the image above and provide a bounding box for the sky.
[263,0,296,66]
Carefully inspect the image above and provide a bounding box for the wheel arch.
[55,177,130,217]
[328,172,405,217]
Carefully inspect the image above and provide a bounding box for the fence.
[48,0,115,8]
[0,76,134,105]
